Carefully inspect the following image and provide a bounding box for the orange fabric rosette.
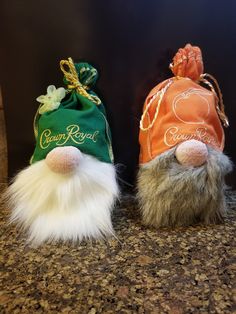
[169,43,203,81]
[139,44,228,164]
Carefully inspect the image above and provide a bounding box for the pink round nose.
[175,140,208,167]
[45,146,81,174]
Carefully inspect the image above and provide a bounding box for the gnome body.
[5,59,119,245]
[137,44,232,228]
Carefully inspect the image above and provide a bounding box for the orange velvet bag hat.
[139,44,229,164]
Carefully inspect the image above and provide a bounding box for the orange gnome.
[137,44,232,227]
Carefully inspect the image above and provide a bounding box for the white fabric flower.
[36,85,66,114]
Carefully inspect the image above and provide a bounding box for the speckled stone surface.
[0,193,235,314]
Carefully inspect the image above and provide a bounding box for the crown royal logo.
[39,124,99,149]
[164,126,220,148]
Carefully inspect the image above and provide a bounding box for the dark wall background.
[0,0,236,189]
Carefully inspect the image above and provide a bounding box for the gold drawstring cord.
[140,79,173,131]
[60,57,101,105]
[199,73,229,127]
[140,74,229,131]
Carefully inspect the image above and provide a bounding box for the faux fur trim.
[4,154,119,245]
[137,147,233,227]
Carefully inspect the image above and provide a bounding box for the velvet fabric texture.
[31,62,113,164]
[139,44,225,164]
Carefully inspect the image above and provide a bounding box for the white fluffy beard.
[4,153,119,245]
[137,147,233,228]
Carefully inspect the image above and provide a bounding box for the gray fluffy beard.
[137,147,233,227]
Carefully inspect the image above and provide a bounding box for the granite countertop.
[0,193,235,314]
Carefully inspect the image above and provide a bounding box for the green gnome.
[5,58,119,245]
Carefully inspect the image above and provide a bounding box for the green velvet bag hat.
[31,58,114,164]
